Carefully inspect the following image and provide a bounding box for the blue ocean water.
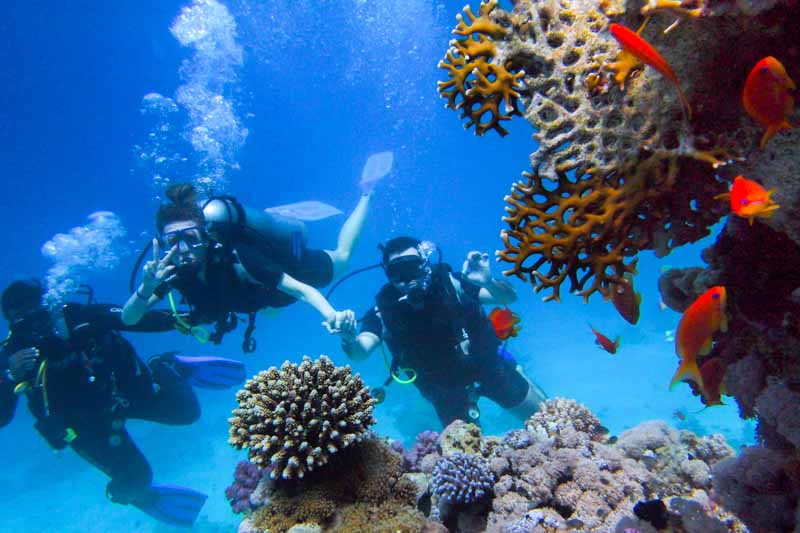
[0,1,754,531]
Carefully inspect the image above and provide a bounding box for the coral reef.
[228,355,377,480]
[239,397,746,532]
[247,438,429,533]
[437,0,524,136]
[226,460,262,514]
[439,0,800,302]
[431,452,495,506]
[403,430,440,473]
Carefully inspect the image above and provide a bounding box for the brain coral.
[228,355,377,480]
[439,0,776,302]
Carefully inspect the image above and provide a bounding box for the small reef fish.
[589,325,620,354]
[698,356,727,406]
[612,273,642,325]
[716,175,779,225]
[671,286,728,393]
[742,56,796,149]
[609,22,692,120]
[672,408,687,421]
[488,306,521,340]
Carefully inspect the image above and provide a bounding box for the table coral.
[228,355,377,480]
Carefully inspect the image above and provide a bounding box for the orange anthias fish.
[742,56,796,149]
[671,286,728,393]
[698,357,728,406]
[611,273,642,325]
[489,307,521,340]
[609,22,692,120]
[589,326,620,354]
[716,175,779,225]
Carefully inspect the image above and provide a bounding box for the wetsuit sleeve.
[359,307,383,340]
[0,351,19,428]
[67,304,176,333]
[235,243,284,289]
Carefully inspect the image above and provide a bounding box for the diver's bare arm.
[276,273,337,319]
[342,332,380,362]
[478,277,518,306]
[121,288,161,326]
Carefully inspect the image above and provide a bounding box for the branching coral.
[439,0,768,302]
[228,355,377,480]
[525,397,607,446]
[432,452,495,506]
[437,0,524,136]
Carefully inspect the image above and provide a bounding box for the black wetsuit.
[0,304,200,505]
[168,238,333,341]
[359,264,529,426]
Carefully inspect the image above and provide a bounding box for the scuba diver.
[337,236,547,427]
[0,279,246,526]
[121,180,375,349]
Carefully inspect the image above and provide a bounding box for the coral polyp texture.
[228,355,377,480]
[437,0,524,136]
[432,452,495,506]
[440,0,800,302]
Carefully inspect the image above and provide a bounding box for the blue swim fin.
[136,484,207,527]
[174,355,247,389]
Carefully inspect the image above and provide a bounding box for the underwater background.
[0,0,757,531]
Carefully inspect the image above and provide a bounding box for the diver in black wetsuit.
[337,237,547,427]
[121,183,368,350]
[0,279,242,526]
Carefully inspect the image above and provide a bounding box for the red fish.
[589,325,620,354]
[671,286,728,392]
[488,306,521,340]
[698,357,727,406]
[611,273,642,325]
[609,22,692,119]
[742,56,796,149]
[716,175,779,225]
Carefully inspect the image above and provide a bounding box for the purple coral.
[225,460,261,514]
[502,429,533,450]
[405,430,440,472]
[432,452,495,506]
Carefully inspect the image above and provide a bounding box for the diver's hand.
[141,238,178,295]
[8,347,39,382]
[462,251,492,287]
[323,310,356,334]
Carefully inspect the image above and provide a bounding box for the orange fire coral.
[437,0,524,136]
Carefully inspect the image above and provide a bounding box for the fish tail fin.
[669,358,704,391]
[760,122,788,149]
[614,336,621,352]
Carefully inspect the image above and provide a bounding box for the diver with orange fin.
[336,237,547,427]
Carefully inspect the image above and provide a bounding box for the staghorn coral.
[229,355,376,480]
[437,0,524,136]
[432,452,495,507]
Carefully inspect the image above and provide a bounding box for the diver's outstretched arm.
[275,273,356,333]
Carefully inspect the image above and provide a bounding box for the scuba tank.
[202,197,308,262]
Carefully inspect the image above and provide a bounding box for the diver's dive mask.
[7,308,59,357]
[386,255,432,304]
[160,226,208,277]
